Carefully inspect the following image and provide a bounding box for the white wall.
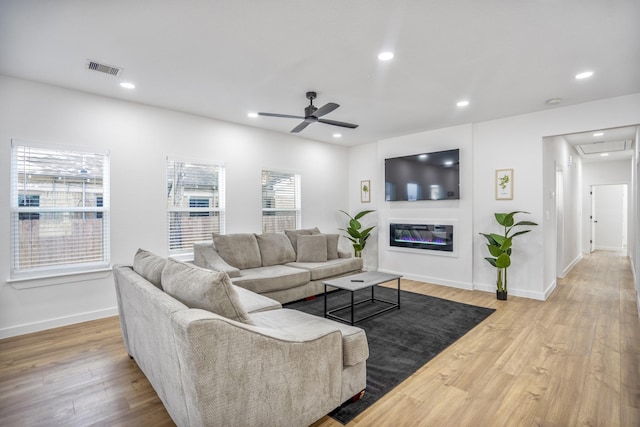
[349,93,640,301]
[477,94,640,300]
[0,75,352,338]
[373,124,474,289]
[542,135,583,278]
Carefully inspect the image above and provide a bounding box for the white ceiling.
[562,125,637,162]
[1,1,639,147]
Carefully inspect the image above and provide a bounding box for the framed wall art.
[360,180,371,203]
[495,169,513,200]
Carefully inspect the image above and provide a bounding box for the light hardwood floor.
[1,251,638,426]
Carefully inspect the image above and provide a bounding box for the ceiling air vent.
[86,60,122,76]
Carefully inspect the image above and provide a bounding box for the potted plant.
[480,211,537,300]
[339,209,376,257]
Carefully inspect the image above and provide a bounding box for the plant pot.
[496,291,508,300]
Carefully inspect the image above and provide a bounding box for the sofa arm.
[193,241,241,278]
[171,309,343,427]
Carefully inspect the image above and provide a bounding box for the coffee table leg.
[324,283,327,318]
[351,291,355,325]
[371,285,374,302]
[397,277,401,309]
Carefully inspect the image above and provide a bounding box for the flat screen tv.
[385,149,459,201]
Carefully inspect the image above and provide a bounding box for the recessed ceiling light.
[456,100,469,107]
[418,154,428,160]
[444,160,454,166]
[378,52,394,61]
[333,133,342,138]
[575,71,594,80]
[119,82,135,89]
[247,112,258,118]
[600,153,609,157]
[593,132,604,137]
[546,98,563,105]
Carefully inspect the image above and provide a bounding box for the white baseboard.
[377,268,473,290]
[0,307,118,339]
[473,281,549,301]
[559,254,583,279]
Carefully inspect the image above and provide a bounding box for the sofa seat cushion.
[232,284,282,313]
[286,257,363,281]
[162,259,254,325]
[230,265,311,294]
[213,233,262,269]
[250,309,369,367]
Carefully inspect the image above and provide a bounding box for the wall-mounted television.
[385,149,460,201]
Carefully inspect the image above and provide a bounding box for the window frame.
[261,169,301,233]
[167,157,225,258]
[9,140,111,280]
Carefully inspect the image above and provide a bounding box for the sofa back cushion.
[296,234,328,262]
[255,233,296,266]
[324,234,340,260]
[162,258,254,325]
[133,248,166,289]
[284,227,320,254]
[213,233,262,269]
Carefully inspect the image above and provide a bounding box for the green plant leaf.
[500,237,513,251]
[495,253,511,268]
[487,244,504,257]
[491,234,506,245]
[513,220,538,227]
[510,229,532,238]
[479,233,498,246]
[484,257,498,267]
[354,209,375,220]
[494,213,508,226]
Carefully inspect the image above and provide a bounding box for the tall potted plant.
[339,209,376,257]
[480,211,537,300]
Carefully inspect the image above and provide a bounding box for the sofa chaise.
[194,228,363,303]
[113,249,368,427]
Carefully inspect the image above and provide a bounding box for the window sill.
[7,267,113,289]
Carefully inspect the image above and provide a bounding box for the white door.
[592,184,627,252]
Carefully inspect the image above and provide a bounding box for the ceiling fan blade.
[291,121,311,133]
[318,118,359,129]
[258,112,305,119]
[313,102,339,118]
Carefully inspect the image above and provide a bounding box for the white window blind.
[10,141,110,278]
[167,159,225,254]
[261,169,301,232]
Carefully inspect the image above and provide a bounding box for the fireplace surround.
[389,223,454,252]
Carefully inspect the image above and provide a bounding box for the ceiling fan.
[258,91,359,133]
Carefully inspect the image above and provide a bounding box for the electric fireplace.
[389,223,454,252]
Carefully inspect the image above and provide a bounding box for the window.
[167,159,224,255]
[261,169,301,232]
[10,141,110,278]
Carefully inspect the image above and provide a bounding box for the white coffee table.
[323,271,402,325]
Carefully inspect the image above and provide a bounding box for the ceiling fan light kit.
[258,91,359,133]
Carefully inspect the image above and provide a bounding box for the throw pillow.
[132,248,166,289]
[255,233,296,266]
[213,233,262,269]
[324,234,340,260]
[284,227,320,253]
[296,234,328,262]
[161,258,253,325]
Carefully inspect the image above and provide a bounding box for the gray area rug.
[285,287,495,424]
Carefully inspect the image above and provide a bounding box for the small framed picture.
[360,180,371,203]
[495,169,513,200]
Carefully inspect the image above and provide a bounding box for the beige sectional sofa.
[113,249,368,427]
[194,228,363,303]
